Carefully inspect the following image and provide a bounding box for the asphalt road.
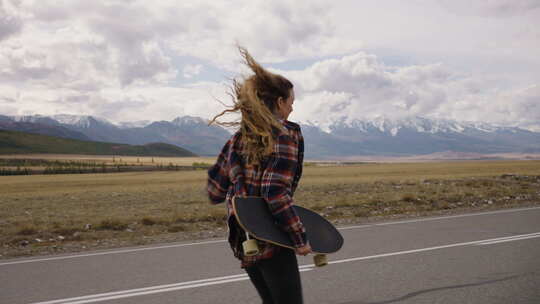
[1,206,540,304]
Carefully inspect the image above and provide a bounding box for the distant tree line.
[0,166,31,176]
[0,159,203,175]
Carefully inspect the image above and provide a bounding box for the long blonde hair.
[209,47,294,165]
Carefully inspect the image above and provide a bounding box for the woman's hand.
[295,243,312,256]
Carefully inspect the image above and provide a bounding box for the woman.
[207,47,311,304]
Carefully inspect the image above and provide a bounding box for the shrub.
[98,219,128,231]
[141,217,157,226]
[354,209,370,218]
[17,226,38,235]
[192,162,211,168]
[53,227,79,235]
[401,193,417,202]
[168,225,186,232]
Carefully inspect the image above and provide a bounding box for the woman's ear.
[274,97,284,118]
[276,96,284,109]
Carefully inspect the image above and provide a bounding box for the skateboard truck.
[242,232,260,256]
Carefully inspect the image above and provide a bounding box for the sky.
[0,0,539,130]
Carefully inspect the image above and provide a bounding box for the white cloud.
[332,0,540,86]
[182,64,202,79]
[0,0,538,131]
[279,52,540,131]
[438,0,540,18]
[482,84,540,129]
[0,0,23,41]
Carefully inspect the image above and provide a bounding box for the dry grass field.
[1,159,539,258]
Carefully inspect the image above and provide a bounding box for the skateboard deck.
[233,196,344,254]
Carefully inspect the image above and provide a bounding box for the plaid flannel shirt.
[207,119,306,268]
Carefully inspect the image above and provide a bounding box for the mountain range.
[302,116,540,157]
[1,114,539,158]
[0,114,230,156]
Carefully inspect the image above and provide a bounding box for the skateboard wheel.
[242,239,259,256]
[314,254,328,267]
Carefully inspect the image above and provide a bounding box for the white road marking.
[476,232,540,245]
[2,206,539,266]
[339,206,540,230]
[28,232,540,304]
[31,268,314,304]
[33,276,251,304]
[290,231,540,268]
[0,239,227,266]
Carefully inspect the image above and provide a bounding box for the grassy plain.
[1,159,539,258]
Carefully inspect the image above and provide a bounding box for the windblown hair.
[209,47,293,165]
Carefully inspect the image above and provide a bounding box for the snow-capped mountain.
[1,114,539,157]
[51,114,116,129]
[10,114,62,126]
[2,115,90,141]
[171,116,208,127]
[303,116,540,157]
[144,116,231,154]
[310,116,514,137]
[117,120,152,129]
[10,114,119,139]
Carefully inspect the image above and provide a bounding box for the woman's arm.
[260,132,307,248]
[207,140,231,204]
[291,126,304,195]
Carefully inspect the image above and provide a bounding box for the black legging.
[244,248,304,304]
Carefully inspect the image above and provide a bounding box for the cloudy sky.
[1,0,539,130]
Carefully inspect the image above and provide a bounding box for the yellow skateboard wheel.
[243,239,259,256]
[314,254,328,267]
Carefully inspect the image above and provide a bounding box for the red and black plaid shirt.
[207,119,306,268]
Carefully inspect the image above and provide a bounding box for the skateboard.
[233,196,344,267]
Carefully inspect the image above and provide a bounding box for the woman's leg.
[245,265,275,304]
[257,248,303,304]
